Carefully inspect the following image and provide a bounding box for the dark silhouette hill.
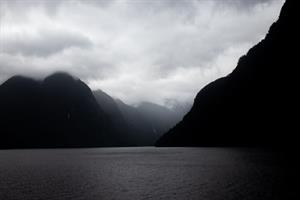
[93,90,126,128]
[93,90,150,146]
[0,72,116,148]
[156,0,298,147]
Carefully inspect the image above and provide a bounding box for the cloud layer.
[0,0,284,105]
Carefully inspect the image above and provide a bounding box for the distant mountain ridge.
[156,0,298,147]
[93,90,189,146]
[0,72,187,148]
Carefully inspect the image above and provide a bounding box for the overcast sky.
[0,0,284,106]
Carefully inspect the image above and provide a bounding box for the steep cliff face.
[156,0,298,147]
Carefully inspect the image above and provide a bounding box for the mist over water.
[0,147,289,200]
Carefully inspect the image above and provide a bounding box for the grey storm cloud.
[3,30,93,57]
[0,0,284,106]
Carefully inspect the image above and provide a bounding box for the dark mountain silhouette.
[0,72,186,148]
[93,90,149,146]
[156,0,298,147]
[0,72,117,148]
[93,90,126,129]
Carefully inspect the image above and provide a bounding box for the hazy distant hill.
[156,0,298,147]
[114,99,190,145]
[136,101,186,135]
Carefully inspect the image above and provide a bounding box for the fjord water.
[0,147,289,200]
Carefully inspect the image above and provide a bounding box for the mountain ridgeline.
[0,73,187,148]
[156,0,298,147]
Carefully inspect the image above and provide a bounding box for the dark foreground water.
[0,147,293,200]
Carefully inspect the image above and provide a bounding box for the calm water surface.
[0,147,291,200]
